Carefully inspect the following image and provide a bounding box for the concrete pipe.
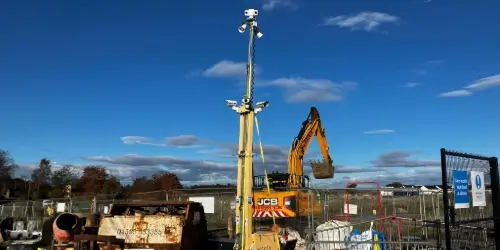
[52,213,81,242]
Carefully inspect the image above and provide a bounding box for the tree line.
[0,150,235,201]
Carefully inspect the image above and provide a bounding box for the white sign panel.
[56,202,66,212]
[470,171,486,207]
[343,204,358,215]
[189,196,215,214]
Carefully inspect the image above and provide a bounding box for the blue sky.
[1,0,499,187]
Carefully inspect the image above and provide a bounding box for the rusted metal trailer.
[96,201,208,250]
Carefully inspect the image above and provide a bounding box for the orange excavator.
[253,107,335,219]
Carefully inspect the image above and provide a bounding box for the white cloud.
[364,129,394,134]
[322,12,399,32]
[464,74,500,91]
[202,60,247,78]
[438,74,500,98]
[262,0,297,11]
[402,82,422,88]
[424,60,443,66]
[165,135,203,147]
[438,90,472,98]
[259,78,358,103]
[16,148,444,187]
[120,135,208,148]
[121,136,151,145]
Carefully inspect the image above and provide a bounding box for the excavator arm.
[287,107,335,188]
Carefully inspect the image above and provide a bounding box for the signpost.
[470,171,486,207]
[453,170,469,209]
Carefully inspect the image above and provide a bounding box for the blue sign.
[475,175,481,189]
[453,170,470,209]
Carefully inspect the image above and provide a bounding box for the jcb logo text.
[258,198,278,206]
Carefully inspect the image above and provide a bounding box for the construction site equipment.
[52,213,81,242]
[252,107,334,219]
[215,8,279,250]
[288,107,335,183]
[97,201,207,249]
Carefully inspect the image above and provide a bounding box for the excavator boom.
[288,107,334,187]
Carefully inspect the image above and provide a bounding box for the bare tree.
[31,158,52,184]
[51,165,78,198]
[0,150,18,179]
[52,165,78,187]
[31,158,53,199]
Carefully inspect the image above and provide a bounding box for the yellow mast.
[226,9,269,250]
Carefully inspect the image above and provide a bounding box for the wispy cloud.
[120,136,160,146]
[121,135,209,148]
[464,74,500,91]
[322,12,399,32]
[404,60,444,76]
[364,129,395,135]
[438,74,500,98]
[438,90,472,98]
[424,60,444,66]
[402,82,422,88]
[258,78,358,103]
[262,0,297,11]
[202,60,248,78]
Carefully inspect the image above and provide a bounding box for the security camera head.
[242,98,250,104]
[225,100,237,107]
[256,101,269,108]
[244,9,259,17]
[238,23,247,33]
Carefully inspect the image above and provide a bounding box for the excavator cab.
[253,172,310,189]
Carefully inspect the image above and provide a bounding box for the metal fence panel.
[440,148,499,249]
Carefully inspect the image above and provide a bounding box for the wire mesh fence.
[440,148,499,249]
[0,187,495,234]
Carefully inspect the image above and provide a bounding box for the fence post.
[435,219,441,249]
[440,148,452,250]
[489,157,500,249]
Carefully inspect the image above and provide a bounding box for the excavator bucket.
[310,160,334,179]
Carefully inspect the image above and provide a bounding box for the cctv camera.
[255,31,263,38]
[244,9,259,17]
[256,101,269,109]
[225,100,237,107]
[238,23,247,33]
[242,98,250,104]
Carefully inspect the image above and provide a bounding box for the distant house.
[380,186,394,197]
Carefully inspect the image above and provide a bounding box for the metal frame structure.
[440,148,500,249]
[344,181,382,230]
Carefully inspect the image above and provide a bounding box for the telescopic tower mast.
[225,8,273,250]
